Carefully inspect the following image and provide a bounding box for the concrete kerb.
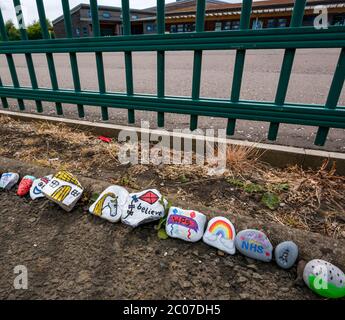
[0,156,345,270]
[1,110,345,175]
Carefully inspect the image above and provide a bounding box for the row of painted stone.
[1,171,345,299]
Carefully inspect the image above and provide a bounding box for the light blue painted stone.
[235,229,273,262]
[274,241,298,269]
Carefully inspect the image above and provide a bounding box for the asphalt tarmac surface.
[0,49,344,152]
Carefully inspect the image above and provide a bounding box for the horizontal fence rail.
[0,0,344,147]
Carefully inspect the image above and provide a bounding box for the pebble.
[238,276,247,284]
[275,241,299,269]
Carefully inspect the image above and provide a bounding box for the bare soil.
[0,116,344,300]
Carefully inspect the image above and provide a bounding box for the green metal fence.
[0,0,344,146]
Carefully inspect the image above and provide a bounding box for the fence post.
[227,0,253,136]
[62,0,84,118]
[0,9,25,110]
[121,0,135,124]
[36,0,63,115]
[13,0,43,113]
[267,0,307,141]
[157,0,165,128]
[90,0,108,121]
[315,48,345,146]
[190,0,206,131]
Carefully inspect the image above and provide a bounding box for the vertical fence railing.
[0,9,25,110]
[13,0,43,113]
[157,0,165,127]
[121,0,135,124]
[90,0,108,121]
[36,0,63,115]
[0,75,9,108]
[315,48,345,146]
[190,0,206,131]
[267,0,307,141]
[62,0,84,118]
[227,0,253,136]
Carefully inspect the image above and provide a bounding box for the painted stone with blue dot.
[235,229,273,262]
[303,259,345,299]
[274,241,298,269]
[166,206,207,242]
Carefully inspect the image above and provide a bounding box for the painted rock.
[89,185,129,223]
[30,175,53,200]
[235,229,273,262]
[42,171,84,212]
[166,207,206,242]
[0,172,19,190]
[274,241,298,269]
[17,175,36,197]
[303,259,345,299]
[121,189,166,228]
[203,217,236,254]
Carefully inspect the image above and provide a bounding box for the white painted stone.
[30,175,53,200]
[166,206,207,242]
[0,173,19,190]
[235,229,273,262]
[42,171,83,212]
[89,185,129,223]
[203,217,236,254]
[121,189,166,228]
[303,259,345,299]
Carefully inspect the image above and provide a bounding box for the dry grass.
[0,114,344,238]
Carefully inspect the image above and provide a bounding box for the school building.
[52,0,345,38]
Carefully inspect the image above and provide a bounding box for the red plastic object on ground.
[98,136,112,143]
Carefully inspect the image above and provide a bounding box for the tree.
[4,20,20,41]
[27,19,55,40]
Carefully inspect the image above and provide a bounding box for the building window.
[146,24,156,33]
[170,25,177,33]
[132,15,138,20]
[177,24,184,32]
[223,21,231,30]
[75,28,80,37]
[82,26,88,36]
[332,15,345,26]
[252,20,263,30]
[102,12,111,19]
[278,18,288,28]
[231,21,240,30]
[185,23,194,32]
[215,21,222,31]
[267,19,277,28]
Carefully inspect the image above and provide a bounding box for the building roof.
[52,3,155,25]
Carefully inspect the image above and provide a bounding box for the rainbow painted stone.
[17,175,36,197]
[0,172,19,190]
[121,189,166,228]
[89,185,129,223]
[30,175,53,200]
[42,171,84,212]
[235,229,273,262]
[166,207,207,242]
[203,217,236,255]
[303,259,345,299]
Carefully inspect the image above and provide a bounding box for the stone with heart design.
[121,189,166,228]
[30,175,53,200]
[17,175,36,197]
[235,229,273,262]
[303,259,345,299]
[42,171,84,212]
[89,185,129,223]
[0,172,19,190]
[274,241,298,269]
[166,206,207,242]
[203,217,236,254]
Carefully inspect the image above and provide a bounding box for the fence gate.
[0,0,344,146]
